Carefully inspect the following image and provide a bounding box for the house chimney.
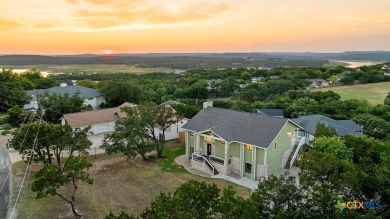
[203,101,213,109]
[60,83,67,87]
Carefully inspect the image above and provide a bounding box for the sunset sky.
[1,0,390,54]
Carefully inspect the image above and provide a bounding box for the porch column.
[240,143,244,177]
[194,134,199,151]
[252,147,257,181]
[264,148,268,177]
[185,131,189,159]
[224,141,229,174]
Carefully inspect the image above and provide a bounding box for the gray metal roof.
[27,85,101,99]
[254,109,284,118]
[182,107,294,148]
[292,115,363,137]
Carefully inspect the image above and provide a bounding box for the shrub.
[2,124,13,130]
[148,155,156,160]
[1,130,11,135]
[0,116,8,125]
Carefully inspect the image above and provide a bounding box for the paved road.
[0,144,11,219]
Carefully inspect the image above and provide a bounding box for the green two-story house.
[182,107,302,181]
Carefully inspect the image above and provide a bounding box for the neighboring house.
[343,70,352,74]
[61,102,134,135]
[174,70,186,74]
[239,84,248,89]
[253,109,284,118]
[251,77,264,83]
[336,75,345,82]
[292,115,363,143]
[310,79,329,88]
[161,100,183,105]
[24,84,105,110]
[153,104,189,141]
[182,107,303,181]
[61,102,188,140]
[207,79,222,91]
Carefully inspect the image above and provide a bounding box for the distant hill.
[0,51,389,68]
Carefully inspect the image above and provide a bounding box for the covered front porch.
[186,130,268,181]
[175,154,259,190]
[190,131,234,174]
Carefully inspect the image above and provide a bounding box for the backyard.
[8,141,251,219]
[311,81,390,105]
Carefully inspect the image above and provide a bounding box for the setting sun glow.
[1,0,390,54]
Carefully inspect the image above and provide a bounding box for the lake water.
[341,61,383,68]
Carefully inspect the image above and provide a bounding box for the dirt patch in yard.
[11,152,251,219]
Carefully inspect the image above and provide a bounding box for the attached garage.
[61,103,134,135]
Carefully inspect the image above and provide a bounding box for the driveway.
[0,143,11,219]
[87,133,106,156]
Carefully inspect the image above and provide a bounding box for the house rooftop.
[27,85,101,99]
[182,107,296,148]
[63,102,135,127]
[292,115,363,137]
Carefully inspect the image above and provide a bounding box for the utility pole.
[35,90,43,119]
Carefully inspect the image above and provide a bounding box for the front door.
[207,143,212,155]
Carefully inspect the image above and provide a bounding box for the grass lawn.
[7,65,164,74]
[0,112,8,118]
[9,141,251,219]
[311,82,390,105]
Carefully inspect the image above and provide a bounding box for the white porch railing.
[209,155,224,165]
[289,137,306,170]
[192,152,215,175]
[208,155,233,166]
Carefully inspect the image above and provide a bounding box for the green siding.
[268,156,283,175]
[199,136,205,151]
[185,131,189,159]
[229,142,240,158]
[188,133,195,147]
[266,121,299,175]
[256,147,265,164]
[214,141,224,158]
[244,149,252,163]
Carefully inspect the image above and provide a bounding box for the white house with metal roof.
[24,84,105,110]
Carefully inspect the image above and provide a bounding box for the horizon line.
[1,50,390,56]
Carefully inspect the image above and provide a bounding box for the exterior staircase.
[204,158,219,175]
[285,142,299,169]
[192,153,219,175]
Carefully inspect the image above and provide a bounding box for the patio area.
[175,155,259,190]
[175,154,302,190]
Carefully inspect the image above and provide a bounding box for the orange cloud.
[33,22,58,29]
[66,0,146,6]
[0,18,20,30]
[75,2,231,29]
